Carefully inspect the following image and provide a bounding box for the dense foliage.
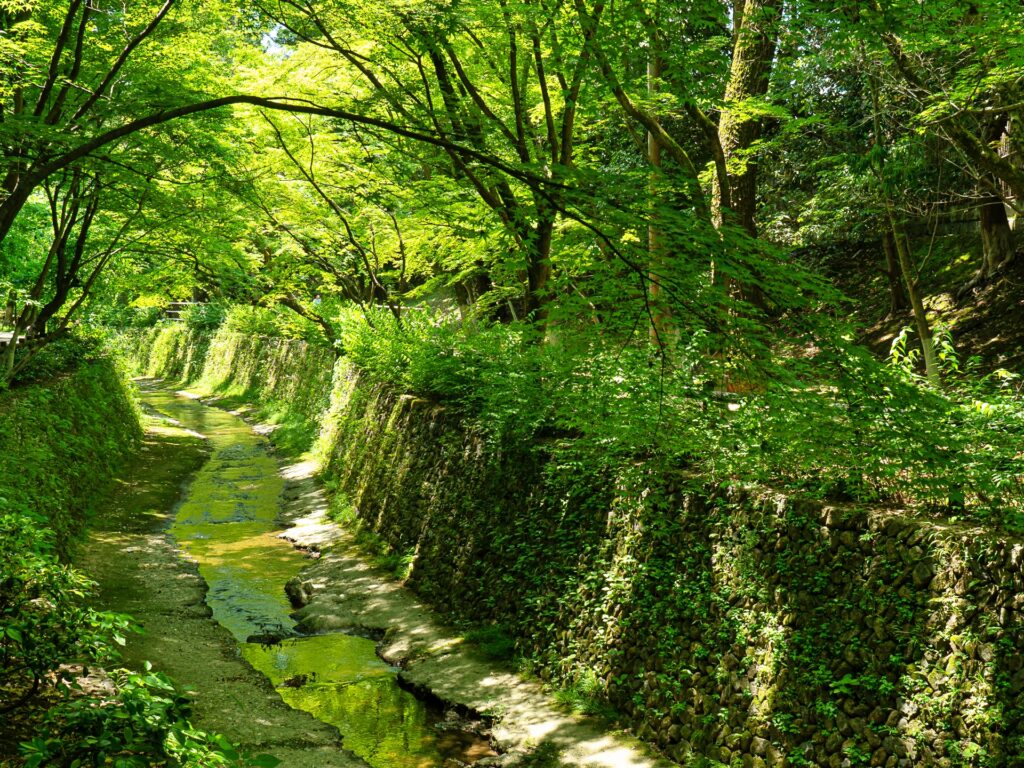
[332,308,1024,525]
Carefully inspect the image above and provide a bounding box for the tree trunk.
[714,0,782,237]
[525,218,554,324]
[712,0,781,311]
[979,195,1015,276]
[890,219,940,385]
[1,306,33,383]
[0,182,35,250]
[647,45,668,342]
[866,65,938,385]
[882,231,910,317]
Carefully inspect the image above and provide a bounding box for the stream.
[123,385,493,767]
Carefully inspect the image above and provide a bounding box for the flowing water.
[143,387,493,768]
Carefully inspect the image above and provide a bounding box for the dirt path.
[76,394,362,768]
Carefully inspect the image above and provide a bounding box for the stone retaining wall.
[319,363,1024,768]
[123,326,334,449]
[131,333,1024,767]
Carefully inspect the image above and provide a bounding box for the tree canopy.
[1,0,1023,524]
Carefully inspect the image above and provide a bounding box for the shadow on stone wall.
[315,365,1024,768]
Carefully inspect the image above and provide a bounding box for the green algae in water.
[161,394,298,641]
[244,635,477,768]
[173,520,301,639]
[145,387,495,767]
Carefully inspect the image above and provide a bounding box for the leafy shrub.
[338,307,1024,527]
[552,669,617,720]
[20,665,279,768]
[0,510,133,711]
[222,305,317,340]
[85,303,164,329]
[8,326,109,386]
[339,307,549,443]
[181,302,227,332]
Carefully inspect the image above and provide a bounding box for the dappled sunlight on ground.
[139,385,495,767]
[278,461,674,768]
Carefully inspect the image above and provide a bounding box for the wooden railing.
[164,301,200,321]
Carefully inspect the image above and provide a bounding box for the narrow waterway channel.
[81,383,493,768]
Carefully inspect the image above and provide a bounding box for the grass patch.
[463,625,517,662]
[551,669,618,722]
[513,742,561,768]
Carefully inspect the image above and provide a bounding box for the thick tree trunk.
[714,0,782,236]
[711,0,781,312]
[974,113,1016,277]
[525,219,554,324]
[0,182,35,250]
[979,195,1015,275]
[882,231,910,317]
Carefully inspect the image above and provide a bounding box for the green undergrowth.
[335,306,1024,530]
[550,669,619,722]
[18,663,281,768]
[0,342,141,556]
[462,625,517,662]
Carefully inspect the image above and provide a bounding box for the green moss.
[0,357,141,556]
[463,625,517,662]
[317,367,1024,767]
[124,326,334,456]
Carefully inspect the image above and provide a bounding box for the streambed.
[114,385,493,767]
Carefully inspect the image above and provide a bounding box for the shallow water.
[143,386,492,768]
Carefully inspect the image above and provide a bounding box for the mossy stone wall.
[124,326,334,448]
[0,358,141,555]
[320,363,1024,768]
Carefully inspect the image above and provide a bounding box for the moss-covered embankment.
[133,326,1024,768]
[322,368,1024,768]
[0,357,141,555]
[123,326,333,454]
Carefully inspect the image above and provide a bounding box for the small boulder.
[246,631,290,646]
[285,576,314,608]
